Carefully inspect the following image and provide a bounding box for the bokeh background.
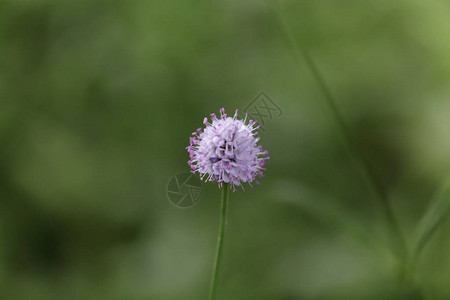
[1,0,450,299]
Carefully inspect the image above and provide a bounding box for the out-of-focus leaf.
[411,178,450,266]
[273,180,379,251]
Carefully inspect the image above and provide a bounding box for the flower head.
[186,108,269,192]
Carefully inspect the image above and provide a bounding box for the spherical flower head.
[186,108,269,192]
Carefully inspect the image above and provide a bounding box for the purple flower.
[186,108,269,192]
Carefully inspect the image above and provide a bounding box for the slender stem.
[209,183,229,300]
[266,0,407,264]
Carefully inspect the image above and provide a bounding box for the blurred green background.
[1,0,450,299]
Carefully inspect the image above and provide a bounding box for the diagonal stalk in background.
[266,0,407,265]
[209,183,230,300]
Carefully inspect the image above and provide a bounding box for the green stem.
[266,0,407,266]
[209,183,229,300]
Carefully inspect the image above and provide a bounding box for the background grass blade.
[265,0,407,262]
[411,179,450,271]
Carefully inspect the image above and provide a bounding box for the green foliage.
[1,0,450,299]
[412,179,450,270]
